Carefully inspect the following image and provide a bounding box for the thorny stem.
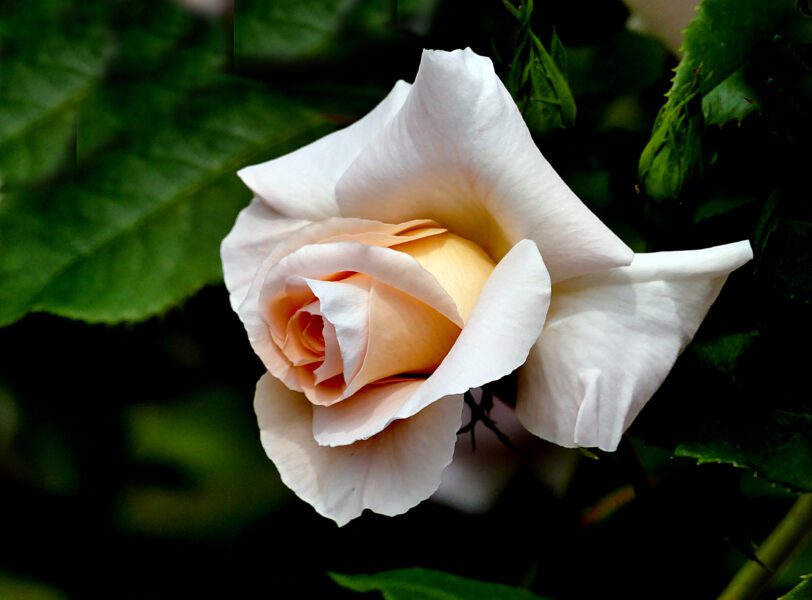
[717,493,812,600]
[458,389,514,451]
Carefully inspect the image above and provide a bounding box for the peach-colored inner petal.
[342,279,461,397]
[262,221,497,410]
[314,318,343,384]
[321,220,447,247]
[279,299,327,367]
[393,232,496,322]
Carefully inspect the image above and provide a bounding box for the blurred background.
[1,0,810,598]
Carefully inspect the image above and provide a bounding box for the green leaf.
[780,574,812,600]
[674,409,812,492]
[638,0,805,199]
[702,68,762,127]
[676,0,802,97]
[331,568,551,600]
[0,28,112,187]
[0,82,331,326]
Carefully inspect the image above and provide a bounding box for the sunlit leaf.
[0,82,331,326]
[0,28,112,187]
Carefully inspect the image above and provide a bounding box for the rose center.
[270,228,497,407]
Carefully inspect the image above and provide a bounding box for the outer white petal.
[238,81,412,220]
[255,372,464,526]
[311,239,551,446]
[516,241,753,452]
[220,198,308,311]
[336,48,633,281]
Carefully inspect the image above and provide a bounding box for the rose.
[221,48,752,525]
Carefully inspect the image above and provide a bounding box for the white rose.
[221,48,751,525]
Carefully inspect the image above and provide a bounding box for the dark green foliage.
[503,0,576,135]
[332,568,550,600]
[638,0,811,200]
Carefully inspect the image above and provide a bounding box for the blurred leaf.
[351,0,439,35]
[760,218,812,305]
[567,30,669,99]
[780,574,812,599]
[702,68,762,127]
[754,190,781,256]
[504,0,576,135]
[77,4,228,162]
[674,410,812,492]
[638,0,807,200]
[18,420,81,494]
[0,572,67,600]
[234,0,439,64]
[0,385,17,454]
[692,192,758,223]
[0,28,112,187]
[0,81,331,326]
[118,387,288,537]
[691,331,760,381]
[234,0,357,62]
[331,568,551,600]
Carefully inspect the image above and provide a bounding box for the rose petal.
[394,232,495,323]
[342,279,461,397]
[336,48,633,281]
[515,241,753,451]
[314,318,343,383]
[235,217,447,340]
[238,81,412,220]
[305,276,372,389]
[242,242,463,391]
[255,372,464,526]
[312,239,550,446]
[220,198,308,311]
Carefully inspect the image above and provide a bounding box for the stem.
[717,493,812,600]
